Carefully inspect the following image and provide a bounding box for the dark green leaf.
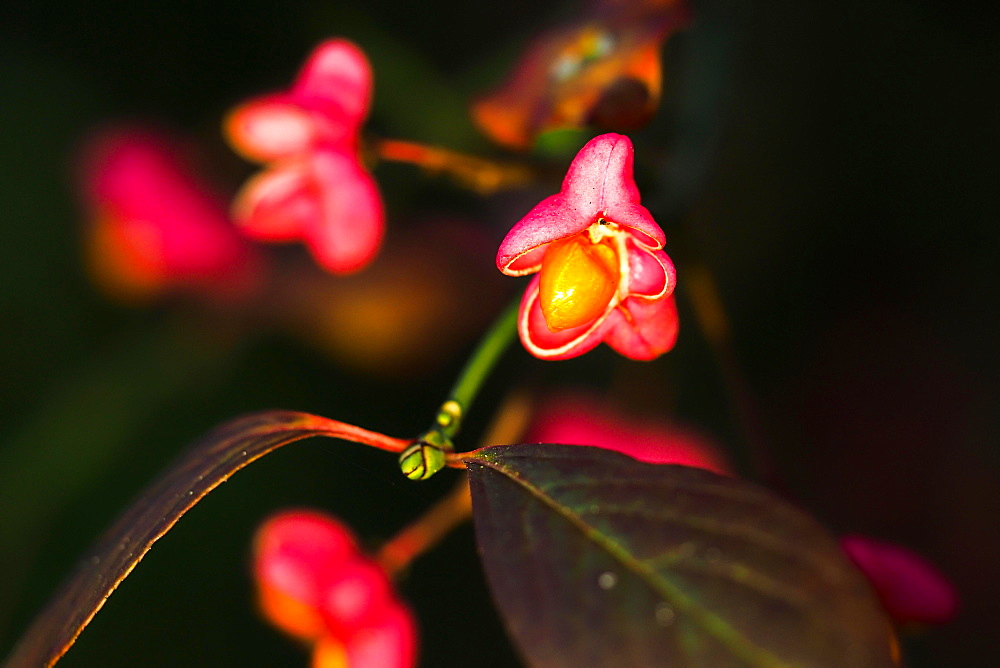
[466,444,896,667]
[4,411,408,668]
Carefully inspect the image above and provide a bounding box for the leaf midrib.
[476,457,792,668]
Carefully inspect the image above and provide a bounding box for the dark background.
[1,1,997,665]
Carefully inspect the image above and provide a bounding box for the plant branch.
[399,296,521,480]
[683,264,776,483]
[375,477,472,578]
[374,138,534,194]
[4,411,410,668]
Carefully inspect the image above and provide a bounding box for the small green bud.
[399,441,447,481]
[435,400,462,430]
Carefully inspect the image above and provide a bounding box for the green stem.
[399,296,520,480]
[440,295,520,439]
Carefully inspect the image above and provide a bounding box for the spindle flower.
[78,127,262,303]
[225,39,384,275]
[841,534,959,627]
[497,133,677,360]
[253,510,417,668]
[525,391,732,474]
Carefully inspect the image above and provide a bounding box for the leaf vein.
[479,460,792,667]
[582,503,837,577]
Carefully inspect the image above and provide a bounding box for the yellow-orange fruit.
[538,234,619,331]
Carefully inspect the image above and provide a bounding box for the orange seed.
[538,233,619,331]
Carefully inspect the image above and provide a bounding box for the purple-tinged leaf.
[4,410,409,668]
[465,444,897,667]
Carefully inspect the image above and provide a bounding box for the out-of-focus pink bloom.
[497,133,677,360]
[527,394,963,630]
[524,392,732,475]
[253,510,417,667]
[841,534,959,627]
[225,39,383,275]
[335,605,418,668]
[254,510,358,640]
[78,127,262,303]
[472,0,691,150]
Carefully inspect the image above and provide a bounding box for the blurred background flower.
[523,390,732,474]
[78,126,266,304]
[841,534,959,629]
[253,510,418,667]
[225,39,384,275]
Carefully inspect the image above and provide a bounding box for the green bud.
[435,400,462,431]
[399,441,447,481]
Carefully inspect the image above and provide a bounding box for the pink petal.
[233,160,319,241]
[343,602,418,668]
[304,150,384,275]
[158,211,257,286]
[253,510,359,609]
[223,40,372,166]
[79,127,262,299]
[604,293,679,360]
[607,201,664,249]
[626,243,674,299]
[496,133,664,275]
[518,275,610,360]
[841,535,959,626]
[525,392,732,475]
[318,558,394,635]
[562,133,639,209]
[496,192,592,275]
[225,95,323,162]
[83,130,215,227]
[561,134,664,249]
[292,39,373,129]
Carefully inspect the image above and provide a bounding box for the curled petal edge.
[497,193,590,275]
[626,245,675,300]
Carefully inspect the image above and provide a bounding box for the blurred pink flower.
[527,391,959,631]
[78,127,262,303]
[526,393,962,631]
[524,392,732,475]
[841,534,959,627]
[225,39,384,275]
[253,510,417,668]
[497,133,677,360]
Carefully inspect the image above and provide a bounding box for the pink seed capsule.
[253,510,360,640]
[841,534,959,626]
[317,558,394,635]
